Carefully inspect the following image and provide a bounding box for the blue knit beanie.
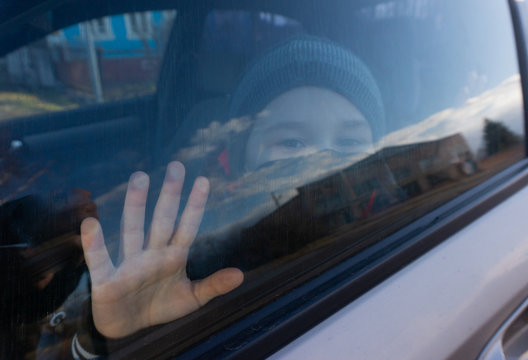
[228,35,385,176]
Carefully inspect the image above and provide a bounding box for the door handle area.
[479,297,528,360]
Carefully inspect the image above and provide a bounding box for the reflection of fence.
[53,45,161,93]
[99,49,161,83]
[2,41,161,100]
[53,45,90,92]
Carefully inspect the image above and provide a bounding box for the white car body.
[272,168,528,360]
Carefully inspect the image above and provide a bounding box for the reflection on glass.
[0,0,526,358]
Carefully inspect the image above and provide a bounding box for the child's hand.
[80,161,244,338]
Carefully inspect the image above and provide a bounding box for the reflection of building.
[380,133,476,197]
[195,134,477,274]
[243,134,475,257]
[295,133,475,223]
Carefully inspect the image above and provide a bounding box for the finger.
[120,172,149,260]
[148,162,185,249]
[81,217,114,286]
[172,176,209,249]
[192,268,244,306]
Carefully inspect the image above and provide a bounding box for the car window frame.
[2,0,528,358]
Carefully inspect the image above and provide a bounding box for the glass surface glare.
[0,0,524,358]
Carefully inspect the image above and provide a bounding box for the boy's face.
[244,86,374,171]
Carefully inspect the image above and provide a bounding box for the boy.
[76,35,384,357]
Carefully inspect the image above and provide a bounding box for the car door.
[1,0,527,359]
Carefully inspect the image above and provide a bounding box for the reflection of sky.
[379,74,523,154]
[353,0,519,133]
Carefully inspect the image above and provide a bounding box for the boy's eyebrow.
[259,119,370,133]
[340,119,371,128]
[258,120,310,133]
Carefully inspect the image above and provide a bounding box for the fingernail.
[195,176,209,191]
[168,161,185,180]
[132,172,148,188]
[81,217,98,235]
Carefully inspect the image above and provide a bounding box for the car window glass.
[0,0,525,358]
[168,2,523,280]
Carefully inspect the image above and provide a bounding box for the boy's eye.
[277,139,305,149]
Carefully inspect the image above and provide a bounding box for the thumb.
[192,268,244,306]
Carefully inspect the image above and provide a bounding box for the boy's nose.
[313,136,338,153]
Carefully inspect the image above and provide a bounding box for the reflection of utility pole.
[81,22,104,103]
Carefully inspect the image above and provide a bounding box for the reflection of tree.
[483,118,521,156]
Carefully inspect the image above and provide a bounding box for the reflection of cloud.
[461,70,488,99]
[175,117,252,161]
[380,74,523,154]
[176,144,217,161]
